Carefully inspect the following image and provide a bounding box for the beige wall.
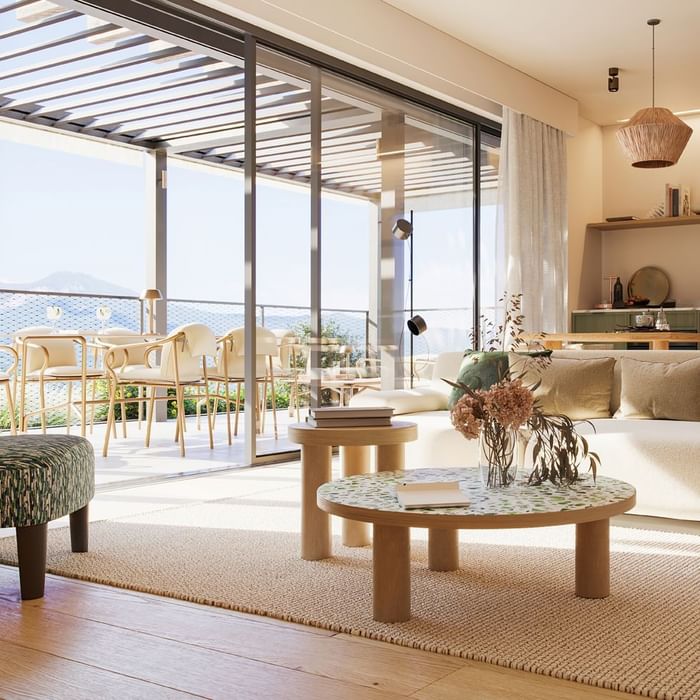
[198,0,579,134]
[567,116,603,316]
[599,116,700,306]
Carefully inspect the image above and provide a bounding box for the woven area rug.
[1,499,699,700]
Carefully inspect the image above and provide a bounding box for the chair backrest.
[14,327,77,373]
[217,326,277,378]
[160,323,217,381]
[97,327,148,367]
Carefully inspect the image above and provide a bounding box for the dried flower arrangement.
[447,293,600,487]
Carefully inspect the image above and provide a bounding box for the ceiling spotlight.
[608,67,619,93]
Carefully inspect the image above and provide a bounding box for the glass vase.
[479,423,518,488]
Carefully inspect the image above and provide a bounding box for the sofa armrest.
[349,386,448,415]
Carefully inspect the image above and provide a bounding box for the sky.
[0,123,496,315]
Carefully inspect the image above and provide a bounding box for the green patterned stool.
[0,435,95,599]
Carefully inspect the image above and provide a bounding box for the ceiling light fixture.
[608,67,619,93]
[616,19,692,168]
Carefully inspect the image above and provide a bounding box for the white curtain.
[496,108,568,333]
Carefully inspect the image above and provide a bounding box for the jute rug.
[1,498,699,700]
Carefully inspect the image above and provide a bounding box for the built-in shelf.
[588,215,700,231]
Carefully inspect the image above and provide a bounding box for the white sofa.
[350,349,700,521]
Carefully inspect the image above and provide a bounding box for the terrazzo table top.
[317,468,636,528]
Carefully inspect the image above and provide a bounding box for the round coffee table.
[317,467,636,622]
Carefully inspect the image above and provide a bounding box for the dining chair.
[102,323,217,457]
[0,345,18,434]
[208,326,279,444]
[94,327,151,436]
[14,328,102,436]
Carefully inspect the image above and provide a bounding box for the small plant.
[449,292,600,486]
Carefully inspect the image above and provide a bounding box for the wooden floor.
[0,565,634,700]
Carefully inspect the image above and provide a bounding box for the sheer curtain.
[496,108,568,332]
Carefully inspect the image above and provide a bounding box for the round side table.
[287,421,417,560]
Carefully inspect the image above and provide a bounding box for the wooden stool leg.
[373,523,410,622]
[576,518,610,598]
[376,443,405,472]
[428,528,459,571]
[69,505,89,553]
[301,444,332,561]
[340,445,371,547]
[16,522,47,600]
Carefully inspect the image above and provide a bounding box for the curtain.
[496,108,568,333]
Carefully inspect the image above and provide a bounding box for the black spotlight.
[608,67,619,93]
[407,314,427,336]
[392,218,413,240]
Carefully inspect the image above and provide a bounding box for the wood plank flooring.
[0,565,635,700]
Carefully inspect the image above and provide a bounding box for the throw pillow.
[618,356,700,420]
[447,349,551,409]
[533,357,615,420]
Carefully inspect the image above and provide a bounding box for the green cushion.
[447,349,552,409]
[0,435,95,529]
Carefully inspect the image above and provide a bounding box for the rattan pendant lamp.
[617,18,692,168]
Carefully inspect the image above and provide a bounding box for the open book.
[395,481,470,509]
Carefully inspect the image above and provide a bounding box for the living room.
[1,1,699,699]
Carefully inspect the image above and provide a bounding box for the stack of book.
[306,406,394,428]
[664,184,691,217]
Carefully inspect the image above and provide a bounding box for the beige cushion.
[533,357,615,420]
[349,386,447,414]
[28,365,103,379]
[618,356,700,420]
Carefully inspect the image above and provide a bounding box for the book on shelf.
[395,481,470,509]
[665,183,686,217]
[306,416,392,428]
[605,216,639,222]
[308,406,394,419]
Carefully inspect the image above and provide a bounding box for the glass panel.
[254,46,313,455]
[479,130,503,346]
[320,72,475,392]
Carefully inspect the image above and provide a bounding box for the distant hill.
[0,271,137,297]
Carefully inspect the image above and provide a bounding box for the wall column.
[145,148,167,420]
[377,112,406,389]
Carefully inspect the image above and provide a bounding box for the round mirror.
[627,266,670,306]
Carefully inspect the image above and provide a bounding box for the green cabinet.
[571,312,629,333]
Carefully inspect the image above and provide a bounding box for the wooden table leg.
[340,445,371,547]
[575,518,610,598]
[301,444,333,561]
[376,443,404,472]
[428,528,459,571]
[373,523,410,622]
[651,340,670,350]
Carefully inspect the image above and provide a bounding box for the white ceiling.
[383,0,700,126]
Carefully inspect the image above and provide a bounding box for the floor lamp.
[139,288,162,334]
[392,211,427,389]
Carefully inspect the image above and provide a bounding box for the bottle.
[612,277,624,308]
[656,308,669,331]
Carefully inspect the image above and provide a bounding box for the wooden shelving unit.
[588,215,700,231]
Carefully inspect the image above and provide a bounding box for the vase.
[478,423,518,488]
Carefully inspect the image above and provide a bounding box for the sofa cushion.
[349,386,447,414]
[618,356,700,420]
[448,349,551,409]
[533,356,615,420]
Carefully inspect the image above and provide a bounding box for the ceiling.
[383,0,700,126]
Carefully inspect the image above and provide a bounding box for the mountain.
[0,271,137,297]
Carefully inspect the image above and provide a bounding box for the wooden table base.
[373,523,411,622]
[575,518,610,598]
[428,529,459,571]
[301,444,332,561]
[340,445,371,547]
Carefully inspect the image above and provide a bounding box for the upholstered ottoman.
[0,435,94,599]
